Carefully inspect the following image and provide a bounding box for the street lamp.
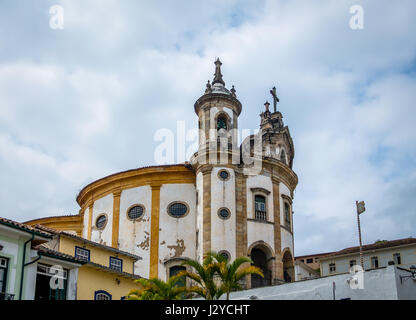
[356,201,366,269]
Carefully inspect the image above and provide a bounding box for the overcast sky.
[0,0,415,256]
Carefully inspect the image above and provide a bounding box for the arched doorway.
[248,242,274,288]
[282,249,294,283]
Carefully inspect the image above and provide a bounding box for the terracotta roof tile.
[320,237,416,259]
[0,216,52,239]
[34,224,141,261]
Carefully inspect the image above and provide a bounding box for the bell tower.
[190,58,242,263]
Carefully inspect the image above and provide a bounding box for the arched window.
[217,114,228,130]
[280,149,286,164]
[254,195,266,221]
[94,290,112,300]
[284,202,291,229]
[169,266,186,288]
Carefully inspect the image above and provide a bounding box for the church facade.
[26,59,298,288]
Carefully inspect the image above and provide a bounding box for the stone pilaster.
[200,166,212,256]
[272,177,284,282]
[150,184,161,279]
[111,190,122,248]
[235,171,247,259]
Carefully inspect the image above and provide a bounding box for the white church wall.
[118,185,152,278]
[210,167,236,261]
[90,194,113,247]
[158,183,196,281]
[247,221,275,252]
[281,227,294,255]
[320,244,416,277]
[196,172,203,263]
[279,182,292,225]
[82,207,89,239]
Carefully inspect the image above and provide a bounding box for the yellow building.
[35,225,142,300]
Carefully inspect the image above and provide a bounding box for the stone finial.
[212,58,225,86]
[264,101,270,113]
[231,85,236,97]
[205,80,212,94]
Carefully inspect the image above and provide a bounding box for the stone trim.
[202,168,212,255]
[250,187,271,195]
[149,184,161,279]
[272,179,283,280]
[247,218,274,225]
[112,190,121,248]
[235,172,247,259]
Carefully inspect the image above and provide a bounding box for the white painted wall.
[294,261,319,281]
[210,167,236,261]
[196,172,203,263]
[118,186,152,278]
[82,207,89,239]
[321,245,416,277]
[281,228,294,255]
[279,182,291,225]
[224,266,416,300]
[158,183,196,280]
[246,175,273,222]
[90,194,113,247]
[247,221,275,253]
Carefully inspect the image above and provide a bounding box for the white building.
[0,217,83,300]
[319,238,416,277]
[223,265,416,300]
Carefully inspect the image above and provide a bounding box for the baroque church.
[26,59,298,288]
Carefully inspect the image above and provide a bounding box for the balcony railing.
[254,210,267,221]
[0,292,15,300]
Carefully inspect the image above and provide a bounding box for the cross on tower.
[270,86,279,113]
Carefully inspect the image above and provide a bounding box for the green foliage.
[208,252,264,300]
[127,275,187,300]
[127,252,265,300]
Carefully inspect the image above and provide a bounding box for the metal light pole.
[356,201,366,269]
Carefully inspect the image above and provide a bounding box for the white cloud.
[0,0,415,255]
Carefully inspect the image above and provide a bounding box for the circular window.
[127,205,144,220]
[167,202,189,218]
[95,214,107,229]
[218,208,231,220]
[218,169,230,181]
[218,250,230,262]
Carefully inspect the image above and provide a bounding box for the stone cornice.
[250,187,271,195]
[76,164,195,208]
[194,92,242,116]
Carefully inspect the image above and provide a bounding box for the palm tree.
[178,254,224,300]
[127,275,187,300]
[210,252,264,300]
